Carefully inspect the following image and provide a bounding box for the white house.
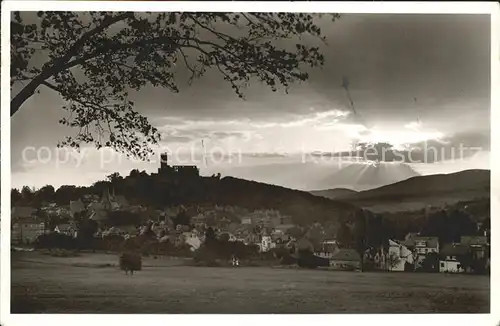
[315,239,339,259]
[413,236,439,266]
[260,235,276,252]
[387,239,414,271]
[439,244,469,273]
[54,223,76,236]
[241,217,252,225]
[183,232,202,251]
[70,199,86,218]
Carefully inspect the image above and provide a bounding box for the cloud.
[403,130,490,163]
[156,108,351,132]
[162,135,194,144]
[211,131,252,140]
[240,152,290,158]
[436,130,490,150]
[159,127,258,146]
[308,129,490,164]
[404,120,423,131]
[154,109,353,154]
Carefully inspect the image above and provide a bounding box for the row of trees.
[12,168,219,208]
[12,184,85,207]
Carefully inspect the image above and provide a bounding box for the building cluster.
[367,231,489,273]
[11,186,299,254]
[10,155,490,274]
[11,189,491,275]
[308,228,490,273]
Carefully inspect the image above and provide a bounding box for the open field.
[11,251,490,314]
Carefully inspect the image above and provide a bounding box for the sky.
[11,13,491,190]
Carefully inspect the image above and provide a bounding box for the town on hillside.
[11,153,491,275]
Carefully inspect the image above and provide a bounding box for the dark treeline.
[11,170,363,227]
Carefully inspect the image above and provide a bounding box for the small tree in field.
[11,12,338,159]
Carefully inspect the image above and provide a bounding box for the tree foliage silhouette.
[20,186,34,203]
[11,188,22,206]
[107,210,142,227]
[11,12,338,159]
[36,185,56,203]
[336,221,352,248]
[420,252,439,272]
[172,207,191,228]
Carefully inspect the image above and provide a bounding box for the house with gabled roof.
[182,231,202,251]
[329,249,361,271]
[54,222,77,237]
[387,239,414,272]
[439,243,470,273]
[460,236,490,267]
[460,235,489,263]
[461,236,488,246]
[12,206,37,220]
[12,217,46,245]
[70,199,86,218]
[413,236,439,266]
[315,239,339,260]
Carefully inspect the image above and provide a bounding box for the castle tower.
[160,152,169,171]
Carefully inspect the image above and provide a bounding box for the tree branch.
[10,13,133,117]
[240,13,256,26]
[40,80,61,93]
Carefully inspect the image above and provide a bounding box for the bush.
[33,233,77,250]
[259,250,277,261]
[296,250,328,269]
[119,251,142,274]
[102,234,126,252]
[169,243,193,257]
[76,236,103,252]
[404,261,414,272]
[193,246,219,266]
[421,252,440,273]
[280,254,297,265]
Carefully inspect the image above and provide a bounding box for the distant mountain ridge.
[342,169,490,200]
[202,161,421,192]
[311,169,490,213]
[309,188,358,200]
[320,162,421,191]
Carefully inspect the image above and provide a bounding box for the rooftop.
[12,206,37,219]
[440,244,470,257]
[414,236,439,248]
[460,236,488,246]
